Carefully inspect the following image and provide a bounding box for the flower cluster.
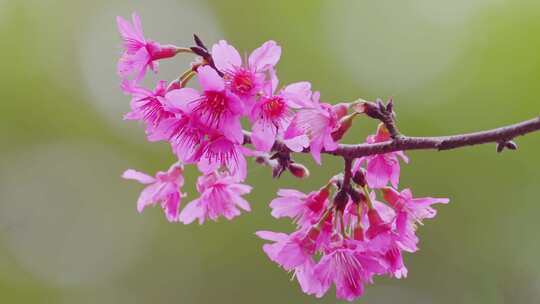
[117,12,449,301]
[257,124,448,300]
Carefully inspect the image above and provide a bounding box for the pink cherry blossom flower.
[152,88,208,161]
[293,257,325,297]
[354,125,409,188]
[314,244,386,301]
[256,227,324,271]
[117,13,181,82]
[250,73,312,151]
[190,65,244,143]
[284,92,339,164]
[269,187,329,227]
[382,187,449,225]
[363,202,417,278]
[256,231,325,297]
[212,40,281,103]
[122,162,184,222]
[154,115,206,162]
[122,80,174,136]
[190,135,249,180]
[179,171,251,224]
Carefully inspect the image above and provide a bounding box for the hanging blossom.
[179,171,252,224]
[353,123,409,188]
[122,162,185,222]
[116,12,454,301]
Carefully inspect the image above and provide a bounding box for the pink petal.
[221,114,244,143]
[179,199,204,224]
[122,169,155,184]
[211,40,242,72]
[295,259,325,298]
[164,88,200,113]
[197,65,225,92]
[366,156,393,188]
[276,189,306,199]
[310,138,324,165]
[269,197,303,219]
[136,184,159,213]
[390,160,401,188]
[116,13,145,53]
[130,13,145,42]
[251,120,277,152]
[256,230,288,242]
[162,192,181,222]
[283,134,309,152]
[233,195,251,212]
[281,81,313,108]
[248,40,281,71]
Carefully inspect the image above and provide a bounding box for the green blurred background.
[1,0,539,303]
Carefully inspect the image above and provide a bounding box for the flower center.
[261,96,286,120]
[140,97,174,126]
[229,69,254,96]
[195,91,229,128]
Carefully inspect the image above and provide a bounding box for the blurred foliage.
[1,0,540,303]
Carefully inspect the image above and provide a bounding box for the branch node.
[496,140,518,153]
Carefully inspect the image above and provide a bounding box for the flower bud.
[352,169,367,187]
[255,155,267,164]
[288,162,310,179]
[506,141,518,150]
[333,190,350,212]
[331,113,356,141]
[352,101,384,120]
[333,103,350,119]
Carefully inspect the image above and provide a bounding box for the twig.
[243,116,540,159]
[342,158,353,190]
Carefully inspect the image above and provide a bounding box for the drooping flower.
[314,244,386,301]
[117,12,182,82]
[122,162,184,222]
[382,187,450,226]
[179,171,251,224]
[212,40,281,104]
[255,231,325,297]
[256,227,324,271]
[284,92,339,164]
[364,201,417,278]
[190,135,249,180]
[269,187,329,227]
[354,124,409,188]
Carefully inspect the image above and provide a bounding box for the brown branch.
[243,116,540,159]
[341,158,353,190]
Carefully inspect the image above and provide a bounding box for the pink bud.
[288,162,310,179]
[352,169,367,187]
[331,114,355,141]
[333,103,350,119]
